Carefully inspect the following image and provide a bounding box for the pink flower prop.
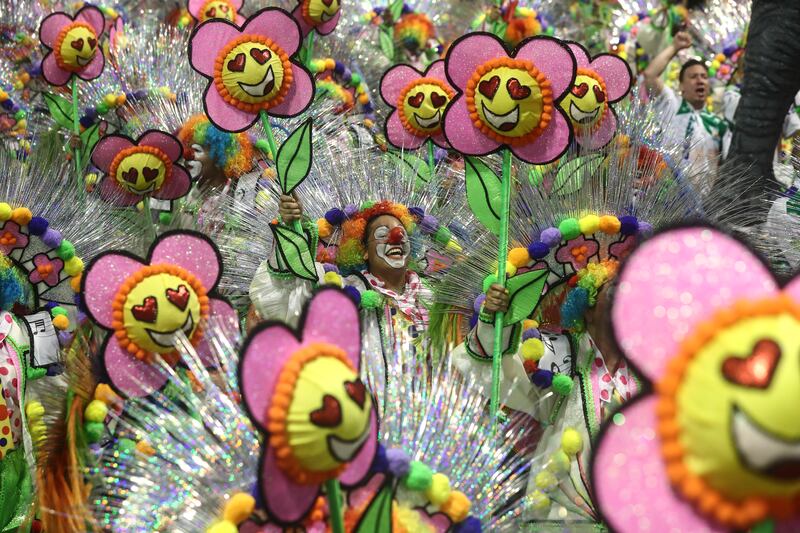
[188,8,315,132]
[560,41,632,149]
[0,222,29,255]
[39,5,105,86]
[187,0,245,25]
[593,226,800,532]
[380,60,454,150]
[240,288,377,526]
[442,33,575,164]
[555,234,599,271]
[91,130,192,207]
[82,231,239,398]
[29,254,63,287]
[291,0,341,37]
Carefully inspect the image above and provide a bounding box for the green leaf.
[79,121,104,166]
[355,481,394,533]
[552,154,605,196]
[464,156,502,235]
[385,150,432,187]
[388,0,404,21]
[270,223,317,281]
[505,269,549,325]
[43,92,75,130]
[379,27,394,60]
[276,118,313,195]
[492,20,509,39]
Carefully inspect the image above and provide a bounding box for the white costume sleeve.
[249,251,324,329]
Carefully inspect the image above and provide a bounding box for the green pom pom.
[434,226,451,245]
[14,110,25,120]
[51,306,68,317]
[552,374,574,396]
[254,138,272,155]
[96,102,109,114]
[159,212,173,225]
[360,290,383,309]
[558,218,581,241]
[360,200,375,210]
[350,73,362,85]
[118,438,136,454]
[402,460,433,491]
[84,422,105,443]
[56,240,75,260]
[482,274,498,294]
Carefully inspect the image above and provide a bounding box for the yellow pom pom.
[425,473,451,507]
[522,319,539,330]
[323,271,343,288]
[505,261,517,278]
[520,338,545,361]
[363,118,374,128]
[561,428,583,456]
[440,490,471,523]
[445,240,462,254]
[206,521,237,533]
[535,470,558,492]
[136,440,155,456]
[52,314,69,330]
[508,247,531,268]
[84,400,108,423]
[104,94,117,106]
[526,490,551,513]
[0,90,7,102]
[11,207,32,225]
[578,214,600,235]
[317,218,333,239]
[26,401,45,420]
[546,450,571,474]
[599,215,621,234]
[94,384,120,406]
[223,493,256,524]
[64,256,84,276]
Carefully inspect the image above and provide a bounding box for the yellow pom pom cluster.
[561,428,583,456]
[323,271,343,288]
[520,338,544,361]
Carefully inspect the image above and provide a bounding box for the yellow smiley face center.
[200,0,236,21]
[559,70,607,131]
[303,0,340,24]
[56,23,98,71]
[110,146,170,196]
[214,36,292,111]
[398,78,452,135]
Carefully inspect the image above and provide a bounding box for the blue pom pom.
[619,216,639,236]
[334,62,345,75]
[469,313,479,329]
[325,208,346,226]
[528,241,549,260]
[79,116,94,128]
[370,444,389,473]
[343,285,361,305]
[409,206,425,219]
[455,517,482,533]
[532,369,554,388]
[28,216,48,236]
[0,267,25,312]
[561,287,590,330]
[322,263,339,274]
[1,100,12,111]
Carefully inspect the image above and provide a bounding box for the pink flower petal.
[431,131,450,149]
[291,5,313,38]
[150,232,222,290]
[445,33,507,90]
[593,396,724,533]
[516,36,576,98]
[76,51,104,81]
[339,407,377,487]
[195,297,239,368]
[189,21,240,77]
[231,0,244,10]
[267,64,314,118]
[577,108,617,150]
[511,108,571,164]
[260,446,321,524]
[139,131,183,161]
[425,59,447,81]
[380,64,421,107]
[98,176,139,206]
[187,0,206,17]
[590,54,633,103]
[39,12,72,48]
[203,84,258,132]
[83,252,144,328]
[91,135,134,172]
[41,53,72,87]
[153,165,192,201]
[240,324,301,428]
[566,42,591,69]
[301,288,361,368]
[613,227,778,380]
[442,95,499,156]
[385,111,425,150]
[235,14,246,25]
[76,5,105,37]
[786,275,800,302]
[104,339,168,398]
[244,8,301,56]
[316,9,340,35]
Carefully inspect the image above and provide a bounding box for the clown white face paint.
[372,224,410,269]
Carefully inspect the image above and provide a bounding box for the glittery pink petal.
[235,14,246,25]
[515,36,575,98]
[445,33,507,90]
[431,131,450,149]
[302,289,361,368]
[150,232,221,289]
[189,21,240,77]
[268,65,313,117]
[511,109,571,164]
[83,253,144,328]
[244,8,301,56]
[261,446,320,524]
[613,227,778,380]
[76,51,104,81]
[204,84,257,132]
[76,5,105,36]
[99,176,139,206]
[425,59,447,82]
[187,0,205,17]
[230,0,244,10]
[386,111,425,150]
[590,54,632,103]
[240,324,300,428]
[579,108,616,150]
[785,275,800,302]
[316,9,340,35]
[153,165,192,201]
[566,42,591,68]
[380,64,420,106]
[104,339,168,398]
[41,53,72,87]
[139,131,183,161]
[593,396,724,533]
[91,135,134,172]
[291,5,313,38]
[442,95,499,155]
[339,407,377,487]
[39,13,72,48]
[195,297,239,368]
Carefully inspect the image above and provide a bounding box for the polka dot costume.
[0,311,21,457]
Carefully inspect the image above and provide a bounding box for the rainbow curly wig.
[560,259,619,331]
[336,201,416,273]
[177,114,255,179]
[0,253,26,312]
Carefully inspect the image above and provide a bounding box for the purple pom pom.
[409,206,425,219]
[325,208,346,226]
[619,216,638,236]
[323,263,340,273]
[522,328,541,341]
[455,517,482,533]
[638,221,653,234]
[370,444,389,473]
[42,228,62,248]
[28,216,48,236]
[528,241,549,259]
[469,313,479,329]
[532,369,554,388]
[343,285,361,305]
[420,215,439,234]
[540,227,561,247]
[344,204,358,218]
[473,294,486,313]
[386,447,411,477]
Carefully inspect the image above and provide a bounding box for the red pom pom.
[523,359,538,374]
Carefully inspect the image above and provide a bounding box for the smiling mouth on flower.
[238,66,275,98]
[146,314,195,348]
[481,102,519,132]
[414,110,441,129]
[569,101,600,125]
[76,55,92,66]
[321,10,336,21]
[731,405,800,480]
[125,182,156,195]
[328,423,370,462]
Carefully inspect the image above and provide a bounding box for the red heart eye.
[506,78,531,100]
[571,82,589,98]
[593,85,606,103]
[131,296,158,323]
[430,92,447,108]
[220,4,229,12]
[165,285,190,311]
[407,92,424,108]
[227,53,246,72]
[345,379,367,408]
[309,394,342,427]
[722,339,781,389]
[121,168,138,184]
[142,167,159,182]
[70,38,84,51]
[88,37,97,50]
[478,75,500,99]
[322,0,334,5]
[206,7,216,17]
[249,48,271,65]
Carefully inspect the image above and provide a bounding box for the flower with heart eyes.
[291,0,341,38]
[82,231,239,397]
[39,5,105,86]
[240,288,377,526]
[187,0,245,24]
[91,130,192,206]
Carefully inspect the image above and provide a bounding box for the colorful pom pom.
[84,400,108,423]
[52,314,69,330]
[532,369,553,388]
[403,461,433,491]
[552,373,574,396]
[434,226,451,245]
[508,247,531,268]
[28,216,48,235]
[317,218,333,239]
[64,256,84,276]
[619,215,639,235]
[11,207,31,225]
[159,212,173,225]
[0,203,11,221]
[223,493,256,524]
[527,241,549,259]
[323,271,343,288]
[386,447,411,476]
[370,443,388,473]
[84,422,105,443]
[420,215,439,234]
[56,240,76,260]
[360,290,383,309]
[425,473,451,506]
[561,428,583,456]
[546,450,571,474]
[579,214,600,235]
[440,490,471,523]
[522,359,538,374]
[473,294,486,313]
[41,228,63,248]
[454,516,482,533]
[520,338,545,361]
[342,285,361,306]
[325,208,346,226]
[207,521,237,533]
[522,328,541,341]
[558,219,580,241]
[94,384,120,406]
[118,438,136,453]
[51,306,68,317]
[534,470,558,492]
[526,490,551,513]
[25,401,45,420]
[599,215,621,234]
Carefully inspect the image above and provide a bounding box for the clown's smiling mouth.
[732,405,800,480]
[238,66,275,98]
[385,245,406,258]
[146,314,195,348]
[569,101,600,125]
[328,423,370,462]
[481,102,519,132]
[414,110,441,129]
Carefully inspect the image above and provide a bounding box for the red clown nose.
[387,226,405,244]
